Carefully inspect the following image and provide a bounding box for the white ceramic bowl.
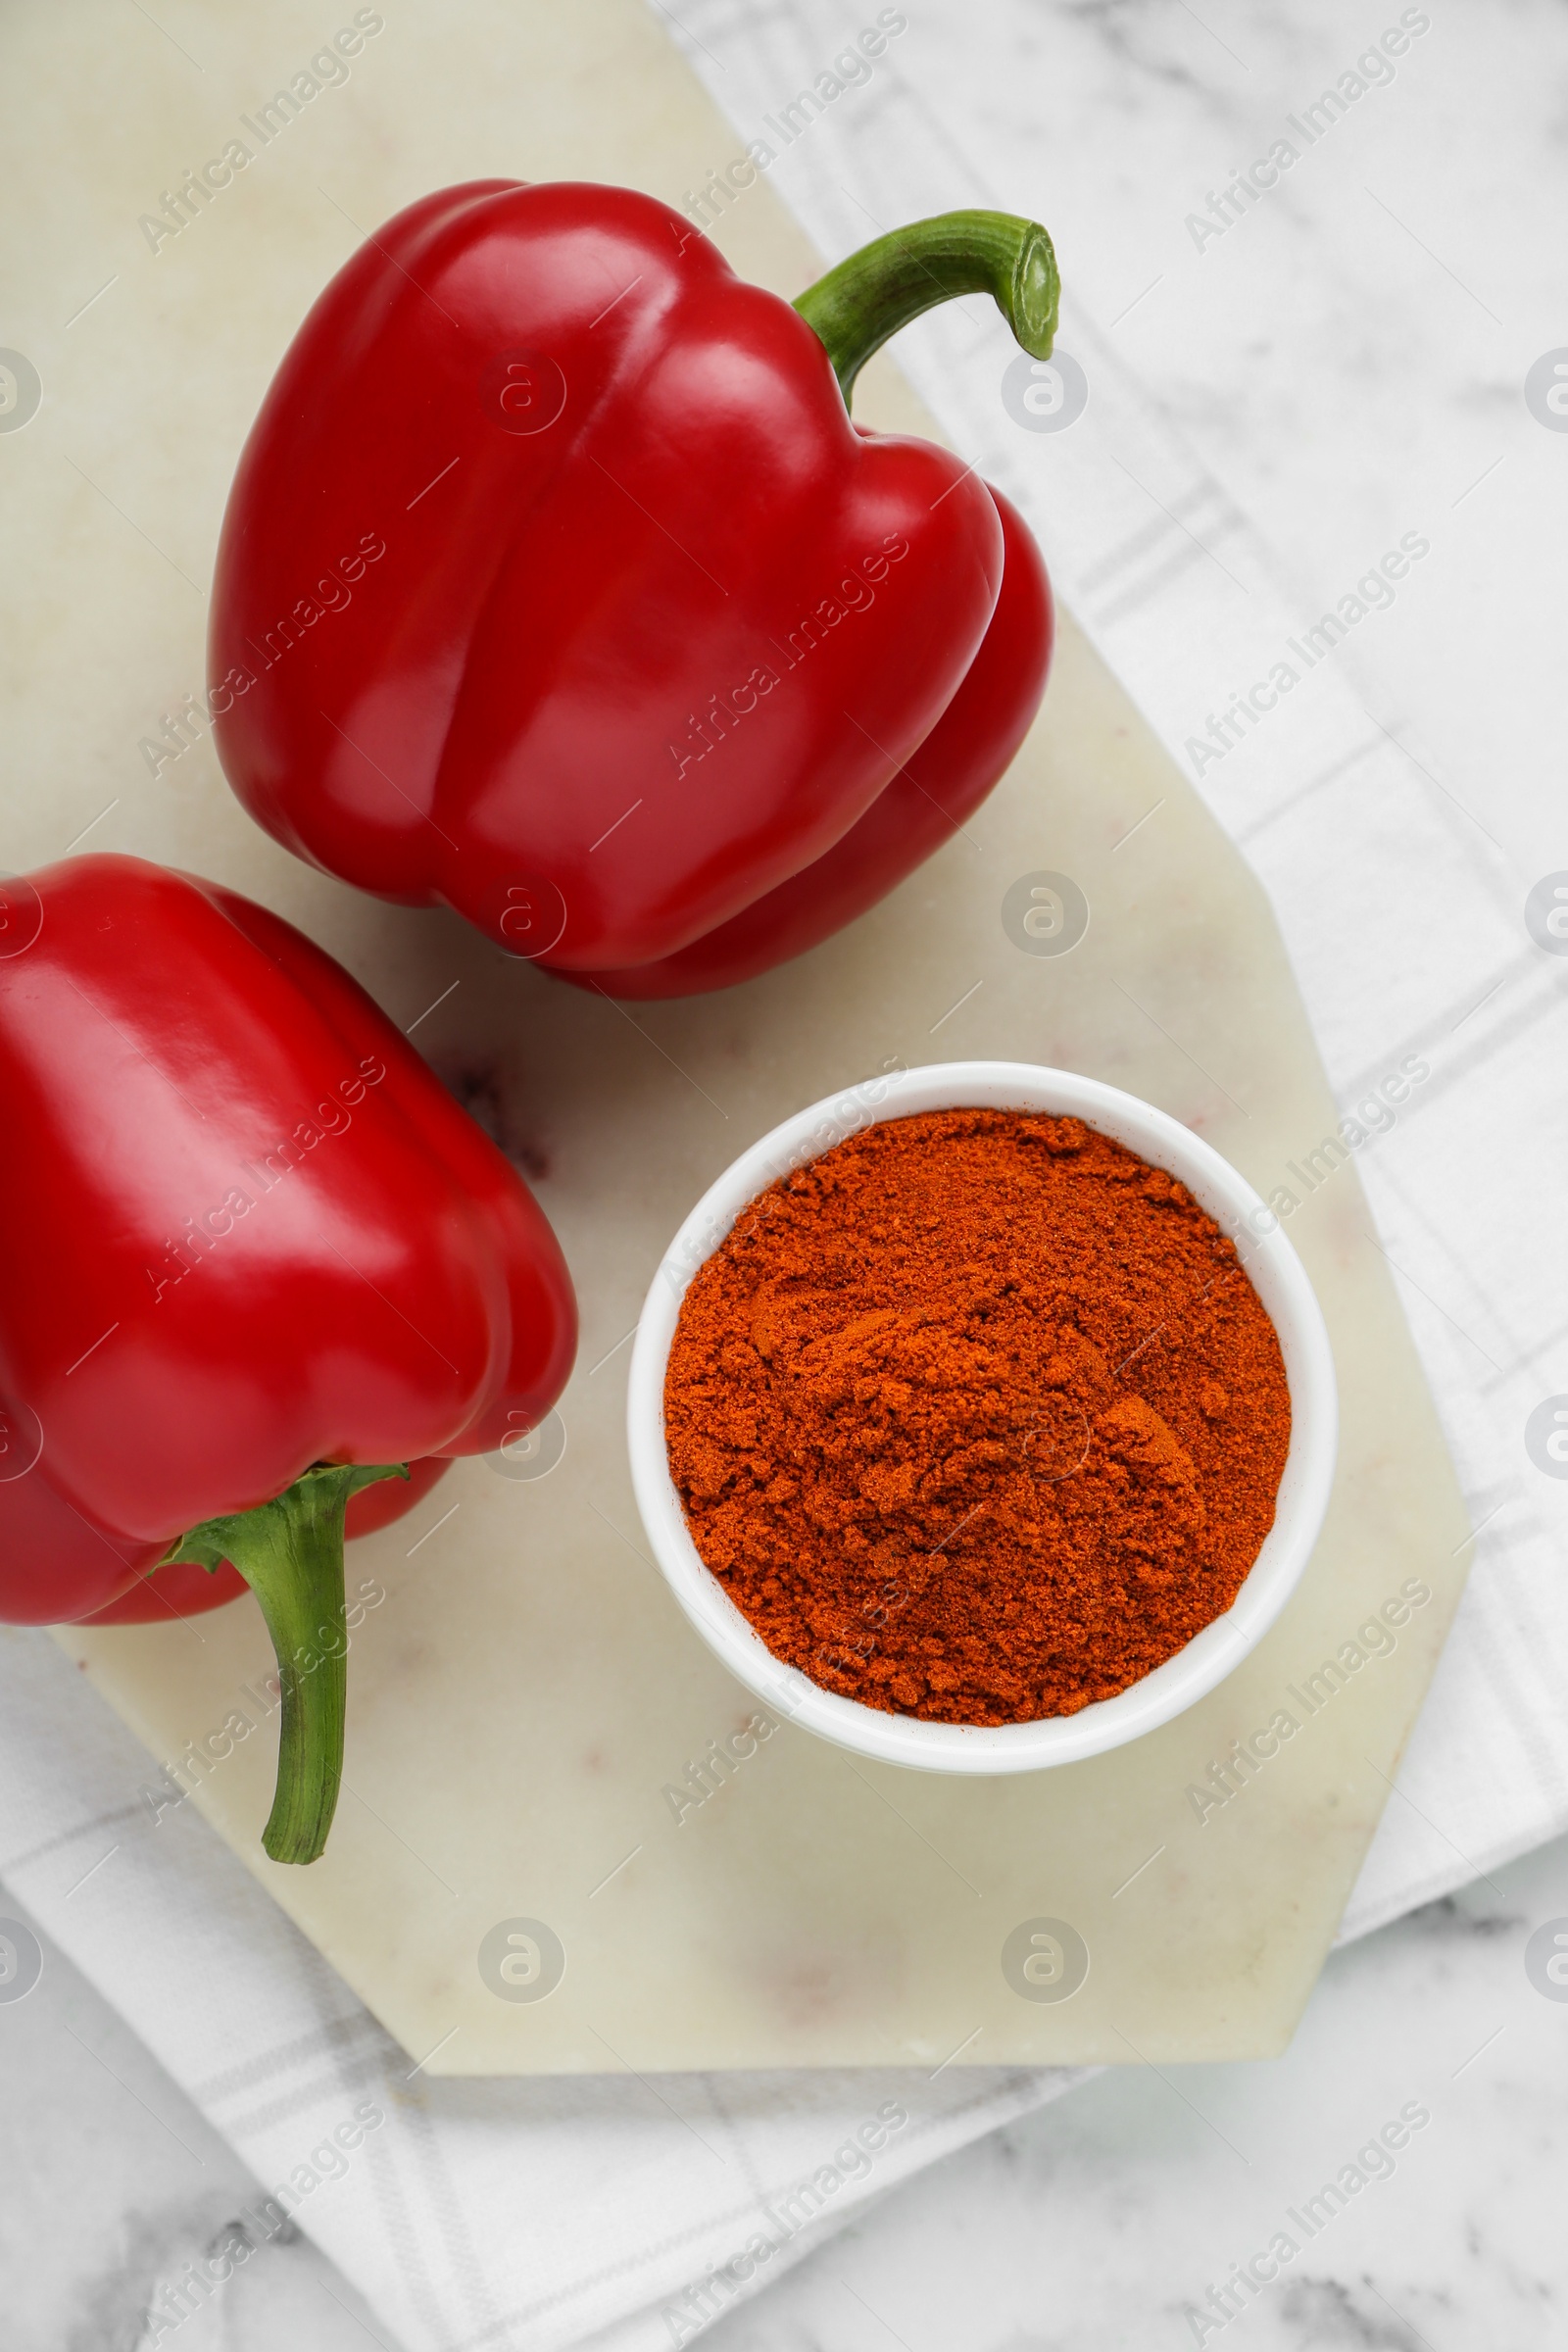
[627,1060,1337,1772]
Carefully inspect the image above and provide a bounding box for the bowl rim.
[626,1058,1338,1773]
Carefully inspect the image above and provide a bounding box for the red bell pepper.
[79,1454,454,1625]
[208,185,1057,990]
[0,856,575,1862]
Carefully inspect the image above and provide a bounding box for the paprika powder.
[664,1108,1291,1724]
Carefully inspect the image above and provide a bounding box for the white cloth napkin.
[0,1632,1083,2352]
[5,5,1567,2348]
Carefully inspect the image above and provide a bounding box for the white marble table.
[706,1828,1568,2351]
[6,0,1567,2343]
[8,1827,1566,2346]
[0,1876,383,2350]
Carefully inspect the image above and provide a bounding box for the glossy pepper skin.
[575,486,1053,997]
[208,182,1058,989]
[0,856,575,1858]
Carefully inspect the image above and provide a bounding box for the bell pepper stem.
[794,209,1059,410]
[162,1462,408,1866]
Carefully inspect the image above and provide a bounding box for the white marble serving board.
[4,0,1469,2072]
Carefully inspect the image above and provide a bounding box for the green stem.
[163,1462,408,1865]
[794,209,1059,410]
